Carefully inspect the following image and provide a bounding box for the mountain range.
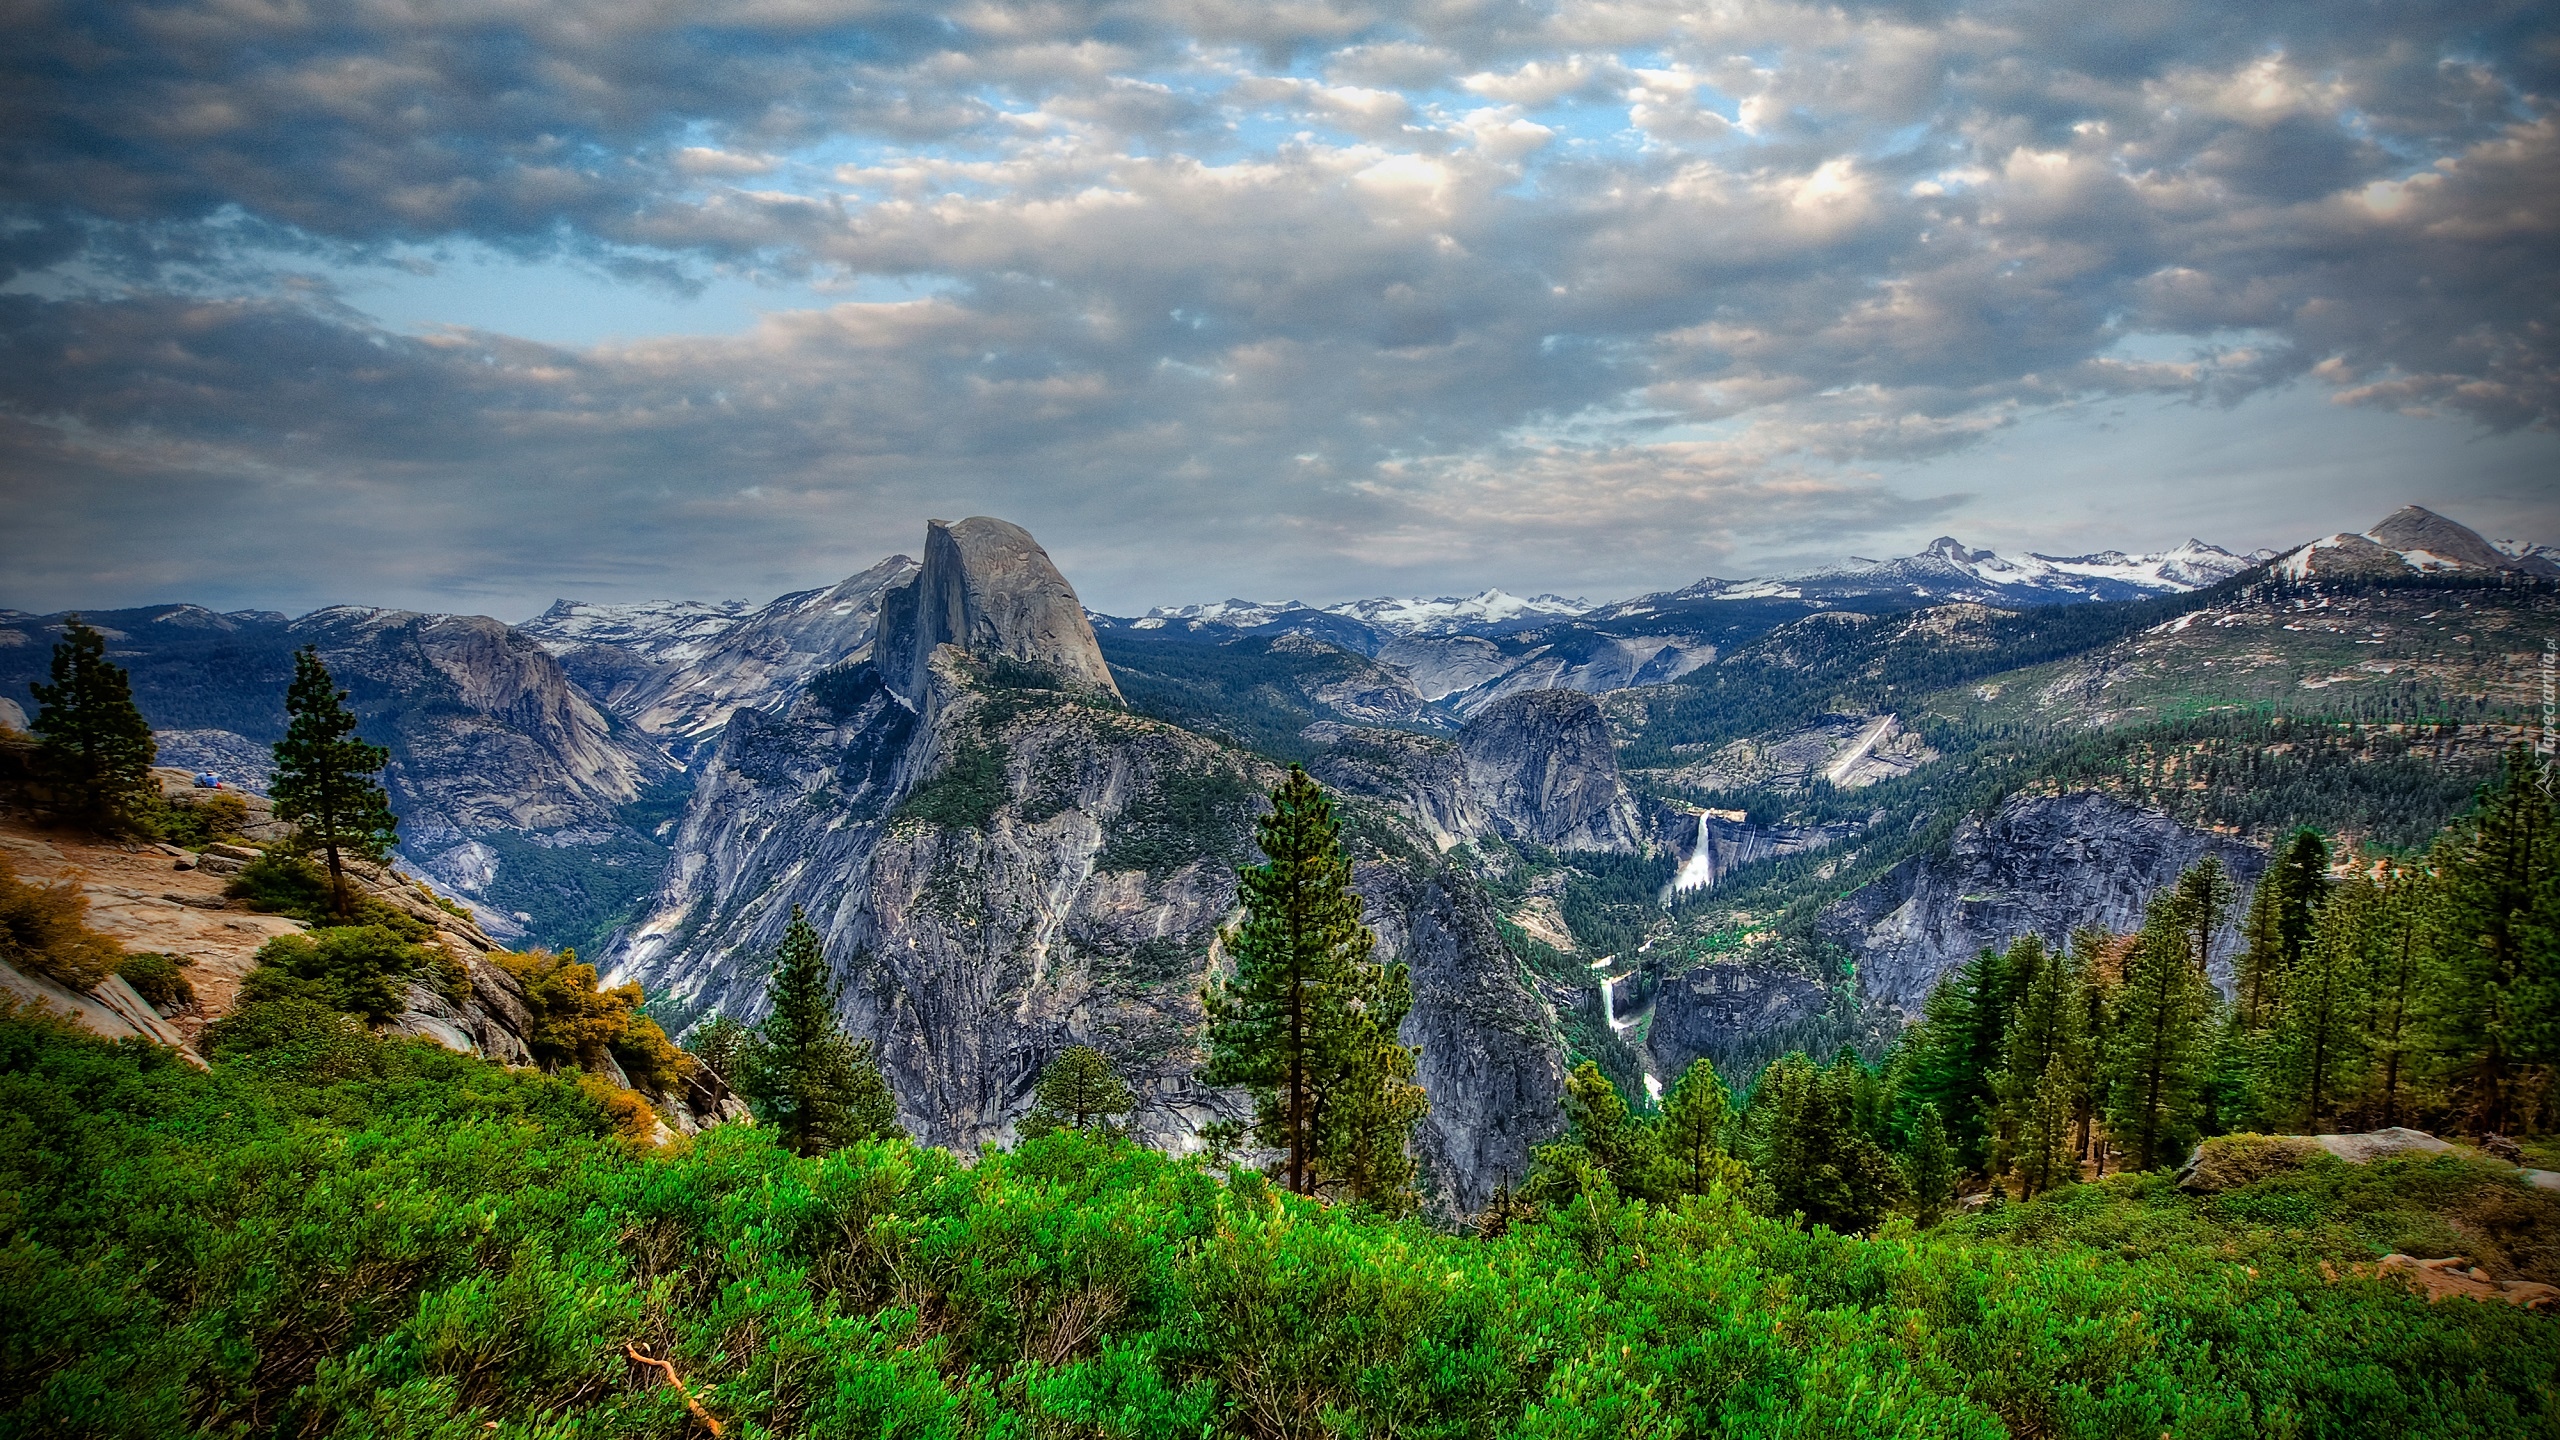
[4,502,2554,1214]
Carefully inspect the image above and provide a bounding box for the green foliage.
[223,848,337,917]
[734,908,902,1155]
[469,828,672,960]
[1898,941,2028,1173]
[1903,1102,1956,1224]
[114,952,194,1011]
[241,924,441,1024]
[2423,748,2559,1136]
[686,1012,748,1084]
[1021,1044,1137,1138]
[1203,765,1426,1205]
[4,1008,2559,1438]
[895,739,1011,829]
[152,790,250,847]
[1094,760,1260,875]
[0,854,123,989]
[489,948,693,1092]
[2101,879,2221,1172]
[26,617,159,835]
[270,646,399,914]
[1744,1051,1905,1233]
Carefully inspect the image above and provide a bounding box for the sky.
[2,0,2555,621]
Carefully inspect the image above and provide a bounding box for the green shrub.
[224,849,336,917]
[240,925,437,1023]
[114,952,193,1010]
[153,791,250,847]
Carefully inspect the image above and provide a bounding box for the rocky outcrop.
[1645,959,1830,1082]
[1817,790,2267,1018]
[524,557,918,759]
[1355,857,1566,1215]
[875,518,1119,709]
[1442,634,1716,717]
[1307,727,1493,853]
[1457,690,1642,853]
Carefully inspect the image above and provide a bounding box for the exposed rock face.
[1817,790,2267,1018]
[1306,727,1493,853]
[524,557,917,759]
[1457,690,1642,853]
[1443,635,1716,717]
[875,518,1119,708]
[1659,713,1936,794]
[1646,960,1830,1082]
[609,517,1569,1210]
[1356,857,1566,1215]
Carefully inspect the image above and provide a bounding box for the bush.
[202,995,384,1082]
[114,952,194,1011]
[240,925,437,1023]
[0,855,122,988]
[2179,1133,2323,1193]
[153,791,250,847]
[489,948,694,1091]
[223,849,336,917]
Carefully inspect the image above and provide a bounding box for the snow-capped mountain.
[2274,505,2560,581]
[520,598,755,666]
[1111,588,1592,639]
[1589,536,2256,621]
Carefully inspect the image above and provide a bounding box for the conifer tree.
[1746,1051,1902,1233]
[2424,749,2558,1137]
[2067,927,2115,1172]
[1995,936,2087,1193]
[2101,878,2219,1171]
[2273,873,2374,1130]
[269,647,398,916]
[1902,943,2028,1174]
[2236,830,2330,1028]
[1022,1044,1137,1137]
[1527,1060,1653,1202]
[1903,1102,1956,1225]
[736,907,902,1155]
[1652,1057,1744,1198]
[27,618,157,834]
[2359,862,2427,1128]
[1202,765,1426,1201]
[2174,854,2239,977]
[1988,935,2065,1177]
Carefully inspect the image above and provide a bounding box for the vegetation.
[1020,1044,1137,1138]
[733,908,901,1155]
[487,947,692,1093]
[5,1001,2556,1438]
[0,854,124,989]
[26,618,159,834]
[1202,765,1427,1207]
[152,789,250,847]
[239,925,451,1024]
[114,952,194,1011]
[1093,759,1260,875]
[896,739,1011,829]
[270,647,399,916]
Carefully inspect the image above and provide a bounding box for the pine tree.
[2012,1048,2081,1197]
[2174,854,2239,977]
[1201,765,1426,1202]
[2359,862,2427,1128]
[1022,1044,1137,1137]
[2273,872,2374,1130]
[1901,943,2029,1174]
[736,907,902,1156]
[1746,1051,1902,1233]
[2236,830,2329,1029]
[27,618,158,834]
[1994,935,2087,1194]
[2067,927,2115,1173]
[2424,749,2558,1137]
[1651,1057,1744,1199]
[1903,1102,1956,1225]
[2101,879,2219,1172]
[1528,1060,1654,1203]
[1988,935,2066,1178]
[269,647,398,916]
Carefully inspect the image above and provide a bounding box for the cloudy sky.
[3,0,2555,619]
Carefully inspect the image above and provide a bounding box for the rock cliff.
[875,518,1120,709]
[1818,790,2267,1018]
[1457,690,1643,853]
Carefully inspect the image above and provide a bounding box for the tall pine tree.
[2273,872,2374,1130]
[1902,942,2029,1174]
[1202,765,1426,1203]
[269,647,398,916]
[1651,1057,1745,1199]
[736,907,902,1155]
[28,618,157,834]
[2423,749,2558,1137]
[1021,1044,1137,1137]
[2102,877,2219,1171]
[2358,861,2427,1128]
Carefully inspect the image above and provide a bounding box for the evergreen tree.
[1202,765,1426,1201]
[1988,935,2066,1177]
[1903,1102,1956,1225]
[2067,927,2116,1172]
[1528,1060,1656,1203]
[1901,943,2028,1174]
[2101,878,2219,1172]
[2012,1048,2081,1197]
[1651,1057,1745,1199]
[2424,749,2558,1137]
[27,618,157,834]
[1022,1044,1137,1137]
[2174,854,2239,977]
[2236,829,2331,1029]
[2273,873,2374,1130]
[2358,862,2427,1128]
[1746,1052,1902,1233]
[269,648,398,916]
[1994,935,2087,1194]
[687,1013,748,1085]
[735,907,902,1155]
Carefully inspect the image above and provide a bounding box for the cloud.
[2,0,2556,612]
